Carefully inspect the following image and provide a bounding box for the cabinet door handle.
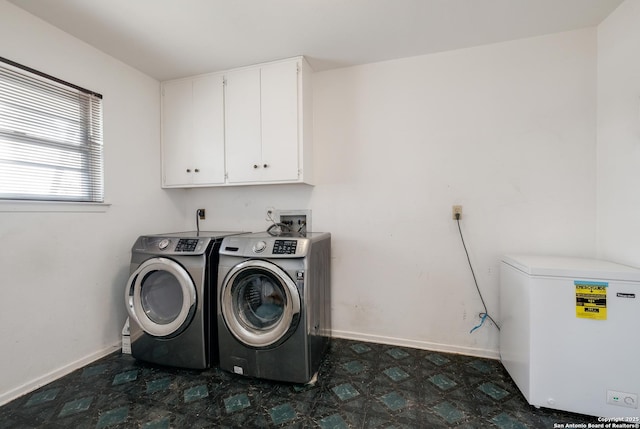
[263,164,268,168]
[194,168,199,173]
[186,169,191,173]
[253,164,259,169]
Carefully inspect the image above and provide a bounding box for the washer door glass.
[221,260,300,348]
[126,257,196,337]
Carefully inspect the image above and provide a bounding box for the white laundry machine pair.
[125,231,243,369]
[216,232,331,384]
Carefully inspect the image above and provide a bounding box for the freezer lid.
[501,254,640,282]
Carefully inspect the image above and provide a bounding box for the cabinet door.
[261,61,299,182]
[225,68,262,183]
[192,75,225,184]
[161,75,225,187]
[162,80,193,186]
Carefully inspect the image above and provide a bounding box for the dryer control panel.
[131,232,244,257]
[133,236,209,255]
[176,239,199,252]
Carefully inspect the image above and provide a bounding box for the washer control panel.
[273,240,298,255]
[219,232,329,258]
[251,240,298,255]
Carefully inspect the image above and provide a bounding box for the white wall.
[187,28,598,358]
[597,1,640,267]
[0,1,185,404]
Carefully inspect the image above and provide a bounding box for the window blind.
[0,57,104,203]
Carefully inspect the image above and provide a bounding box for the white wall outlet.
[265,206,276,221]
[607,390,638,409]
[452,205,463,220]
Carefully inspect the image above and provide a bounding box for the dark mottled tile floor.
[1,338,597,428]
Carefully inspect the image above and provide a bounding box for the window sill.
[0,200,111,213]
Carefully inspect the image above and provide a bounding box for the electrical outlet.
[452,205,463,220]
[266,206,276,221]
[197,209,205,220]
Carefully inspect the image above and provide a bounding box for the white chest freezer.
[499,254,640,418]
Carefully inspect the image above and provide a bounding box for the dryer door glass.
[126,257,196,338]
[140,270,184,324]
[221,260,301,348]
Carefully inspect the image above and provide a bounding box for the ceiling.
[9,0,624,82]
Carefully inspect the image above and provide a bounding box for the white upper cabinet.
[225,59,307,184]
[160,56,312,188]
[224,67,263,183]
[161,73,225,187]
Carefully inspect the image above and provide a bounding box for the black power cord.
[455,213,500,332]
[196,209,204,236]
[265,209,292,236]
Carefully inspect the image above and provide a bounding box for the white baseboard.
[331,330,500,360]
[0,342,121,407]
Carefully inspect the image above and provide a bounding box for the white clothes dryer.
[125,231,243,369]
[217,232,331,383]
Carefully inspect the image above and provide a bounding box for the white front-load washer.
[125,231,243,369]
[217,232,331,383]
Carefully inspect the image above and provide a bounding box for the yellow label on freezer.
[575,281,607,320]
